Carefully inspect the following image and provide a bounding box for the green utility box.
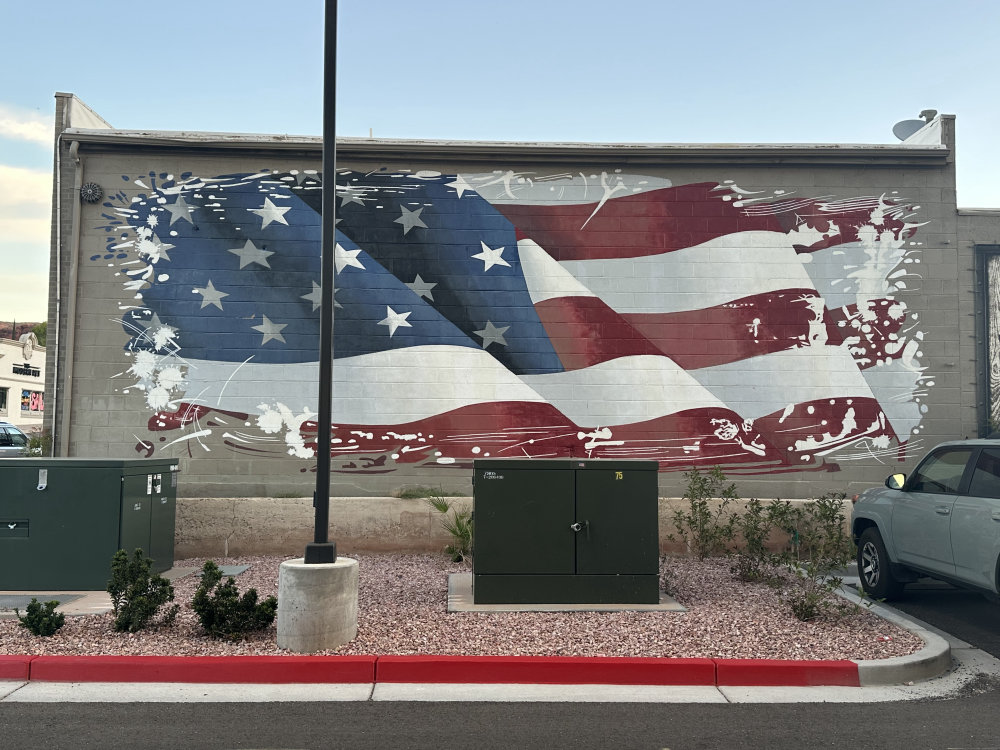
[473,459,659,604]
[0,458,179,590]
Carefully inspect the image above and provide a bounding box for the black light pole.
[305,0,338,564]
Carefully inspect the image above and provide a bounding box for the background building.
[0,331,45,432]
[46,94,1000,505]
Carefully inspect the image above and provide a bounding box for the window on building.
[0,387,7,416]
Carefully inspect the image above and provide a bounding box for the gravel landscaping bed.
[0,553,924,660]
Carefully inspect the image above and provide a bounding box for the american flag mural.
[94,167,930,475]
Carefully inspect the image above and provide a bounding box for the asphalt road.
[2,694,1000,749]
[887,580,1000,658]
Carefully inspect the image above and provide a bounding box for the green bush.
[191,561,277,640]
[16,598,65,637]
[22,430,52,457]
[669,465,858,622]
[729,497,793,584]
[107,548,179,632]
[670,466,739,559]
[779,492,857,621]
[427,496,473,562]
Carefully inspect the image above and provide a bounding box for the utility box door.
[575,465,658,575]
[120,472,153,556]
[473,464,575,575]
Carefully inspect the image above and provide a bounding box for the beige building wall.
[0,333,45,432]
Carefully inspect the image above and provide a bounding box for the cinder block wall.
[50,119,980,511]
[174,495,855,559]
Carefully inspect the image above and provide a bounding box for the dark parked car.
[0,421,30,457]
[851,439,1000,601]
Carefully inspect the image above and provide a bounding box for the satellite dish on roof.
[892,119,927,141]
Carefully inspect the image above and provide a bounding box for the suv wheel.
[858,527,904,600]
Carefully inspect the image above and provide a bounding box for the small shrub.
[107,548,179,632]
[427,496,473,562]
[729,497,791,583]
[670,466,738,559]
[192,561,277,640]
[20,429,52,457]
[16,598,65,637]
[779,492,858,622]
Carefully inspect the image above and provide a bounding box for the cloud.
[0,104,50,146]
[0,164,51,244]
[0,272,49,323]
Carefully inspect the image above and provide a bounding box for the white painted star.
[228,239,274,269]
[137,234,174,262]
[405,274,437,301]
[194,280,229,310]
[394,205,428,235]
[302,281,341,310]
[164,195,194,225]
[474,321,510,349]
[252,315,287,345]
[471,241,511,271]
[378,306,412,337]
[335,244,365,273]
[447,175,473,198]
[249,197,291,229]
[338,185,367,207]
[149,235,174,262]
[302,281,323,311]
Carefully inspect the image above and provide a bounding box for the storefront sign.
[12,362,41,377]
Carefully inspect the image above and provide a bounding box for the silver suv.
[0,421,29,457]
[851,439,1000,600]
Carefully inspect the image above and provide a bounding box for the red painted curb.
[376,655,718,685]
[28,655,377,684]
[11,655,865,687]
[715,659,860,687]
[0,655,33,680]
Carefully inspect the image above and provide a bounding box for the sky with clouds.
[3,0,1000,325]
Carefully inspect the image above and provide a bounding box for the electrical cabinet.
[473,459,659,604]
[0,458,179,590]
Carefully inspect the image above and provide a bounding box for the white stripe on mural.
[521,354,726,427]
[517,239,594,304]
[690,346,877,421]
[558,228,829,314]
[160,346,549,425]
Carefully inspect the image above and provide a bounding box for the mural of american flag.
[96,166,929,474]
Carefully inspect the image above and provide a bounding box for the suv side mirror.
[886,473,906,490]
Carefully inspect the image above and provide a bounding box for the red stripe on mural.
[533,296,663,370]
[622,289,825,370]
[824,298,911,369]
[497,183,787,261]
[753,397,896,459]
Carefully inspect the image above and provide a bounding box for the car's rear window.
[968,447,1000,499]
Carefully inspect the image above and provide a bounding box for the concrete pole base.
[277,556,359,653]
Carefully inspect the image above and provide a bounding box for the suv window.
[0,426,28,448]
[968,447,1000,499]
[908,447,974,494]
